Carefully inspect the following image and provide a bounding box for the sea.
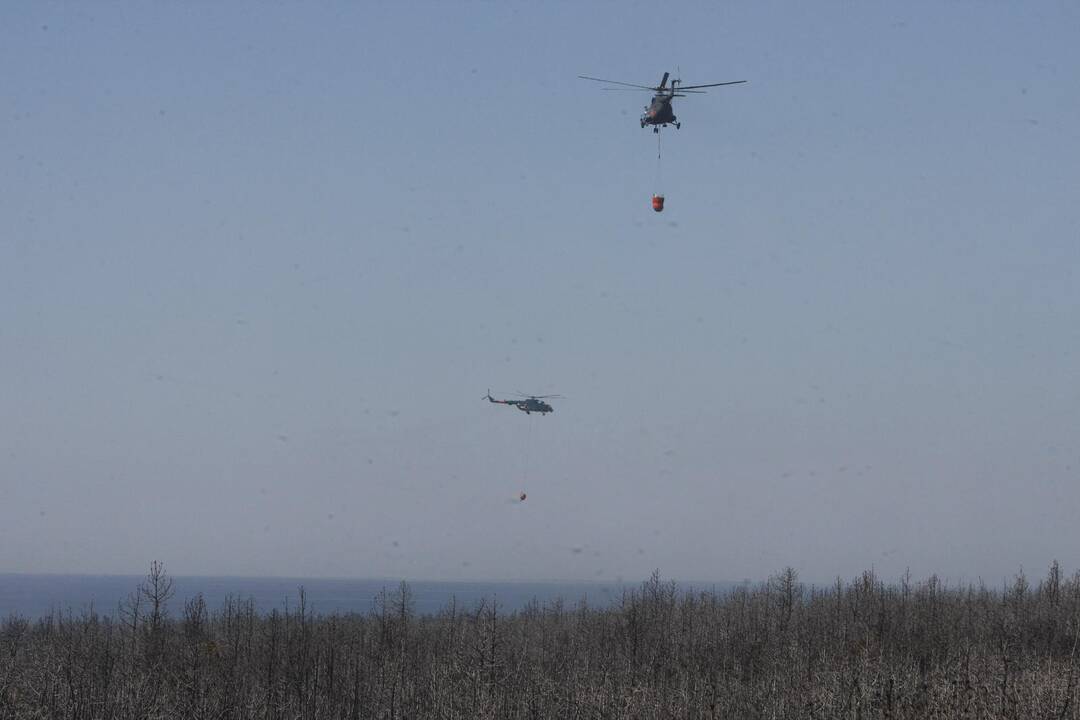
[0,574,737,620]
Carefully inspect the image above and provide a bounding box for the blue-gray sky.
[2,2,1079,584]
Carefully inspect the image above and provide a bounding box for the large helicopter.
[578,71,746,132]
[484,390,561,415]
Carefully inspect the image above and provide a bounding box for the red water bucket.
[651,194,665,212]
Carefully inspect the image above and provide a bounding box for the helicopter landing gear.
[653,126,659,134]
[640,119,646,128]
[675,122,681,129]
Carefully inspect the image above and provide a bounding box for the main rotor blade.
[674,80,747,90]
[578,75,657,90]
[603,88,705,95]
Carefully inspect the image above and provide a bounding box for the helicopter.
[484,390,561,415]
[578,71,746,133]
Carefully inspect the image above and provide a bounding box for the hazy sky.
[2,2,1079,585]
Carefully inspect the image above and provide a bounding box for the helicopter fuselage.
[486,393,554,415]
[639,95,673,125]
[641,93,678,129]
[513,398,553,414]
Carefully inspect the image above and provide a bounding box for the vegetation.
[2,562,1079,719]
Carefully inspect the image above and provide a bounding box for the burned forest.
[3,562,1080,719]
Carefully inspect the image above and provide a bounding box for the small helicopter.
[578,71,746,132]
[484,390,561,415]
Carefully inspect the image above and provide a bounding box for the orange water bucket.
[651,194,665,212]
